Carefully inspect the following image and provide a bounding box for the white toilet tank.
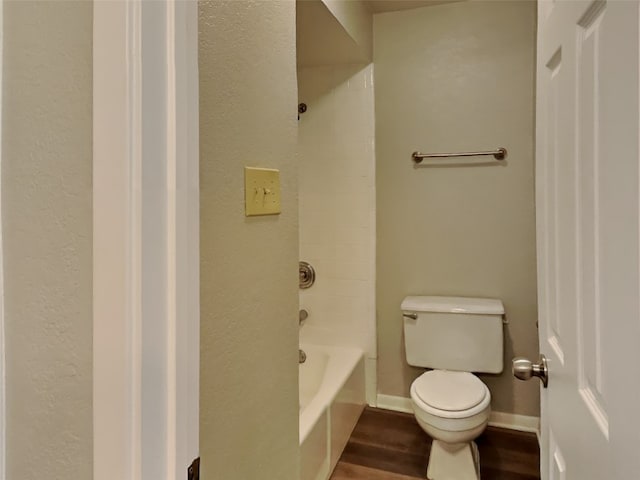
[402,296,504,374]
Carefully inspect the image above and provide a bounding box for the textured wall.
[199,1,300,478]
[374,1,540,416]
[2,1,93,478]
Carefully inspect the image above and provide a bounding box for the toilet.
[401,296,504,480]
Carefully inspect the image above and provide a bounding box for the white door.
[535,0,640,478]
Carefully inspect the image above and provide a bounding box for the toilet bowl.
[410,370,490,479]
[401,296,505,480]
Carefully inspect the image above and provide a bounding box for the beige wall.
[199,1,300,478]
[374,1,540,416]
[2,1,93,478]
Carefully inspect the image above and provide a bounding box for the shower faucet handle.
[299,261,316,289]
[299,309,309,325]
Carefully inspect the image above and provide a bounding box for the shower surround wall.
[298,64,377,404]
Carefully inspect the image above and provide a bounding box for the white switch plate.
[244,167,281,216]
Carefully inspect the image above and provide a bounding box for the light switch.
[244,167,281,216]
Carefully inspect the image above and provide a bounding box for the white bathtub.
[299,343,365,480]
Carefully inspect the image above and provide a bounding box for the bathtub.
[299,343,365,480]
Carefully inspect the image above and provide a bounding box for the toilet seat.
[410,370,490,419]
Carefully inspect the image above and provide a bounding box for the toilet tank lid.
[401,296,504,315]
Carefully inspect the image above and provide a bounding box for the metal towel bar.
[412,147,507,164]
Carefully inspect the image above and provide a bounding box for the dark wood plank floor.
[330,407,540,480]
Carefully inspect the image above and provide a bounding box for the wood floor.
[330,407,540,480]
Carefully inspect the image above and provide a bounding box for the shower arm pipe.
[411,147,507,164]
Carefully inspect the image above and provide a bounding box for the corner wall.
[322,0,373,59]
[374,0,540,416]
[2,1,93,477]
[199,1,300,478]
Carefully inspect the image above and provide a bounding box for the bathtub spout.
[299,349,307,364]
[299,309,309,325]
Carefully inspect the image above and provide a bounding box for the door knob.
[512,354,548,388]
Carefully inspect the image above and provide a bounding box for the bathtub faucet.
[299,349,307,364]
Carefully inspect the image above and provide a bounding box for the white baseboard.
[488,410,540,435]
[375,394,540,437]
[376,394,413,413]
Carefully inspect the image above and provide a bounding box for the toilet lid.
[413,370,487,412]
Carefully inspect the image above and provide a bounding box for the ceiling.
[367,0,463,14]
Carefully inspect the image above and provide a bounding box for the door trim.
[93,2,199,479]
[163,2,200,477]
[93,1,143,477]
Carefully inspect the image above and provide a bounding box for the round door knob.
[512,354,548,388]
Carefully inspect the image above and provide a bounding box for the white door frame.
[93,2,199,479]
